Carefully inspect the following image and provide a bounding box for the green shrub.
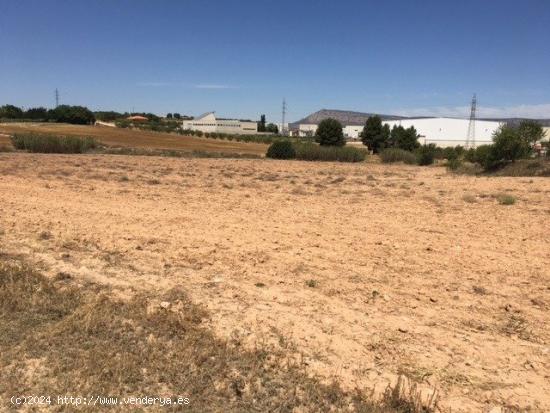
[266,141,296,159]
[416,144,437,166]
[484,126,531,170]
[443,147,459,161]
[11,133,97,153]
[496,194,516,205]
[446,158,462,171]
[379,148,416,164]
[294,143,366,162]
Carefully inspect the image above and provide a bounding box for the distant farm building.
[127,115,148,122]
[181,112,257,135]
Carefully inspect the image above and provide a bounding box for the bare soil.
[0,153,548,412]
[0,123,268,155]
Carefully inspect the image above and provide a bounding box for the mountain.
[291,109,411,127]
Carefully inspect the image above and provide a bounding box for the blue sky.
[1,0,549,121]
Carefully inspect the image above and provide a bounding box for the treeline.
[0,104,95,125]
[0,104,168,125]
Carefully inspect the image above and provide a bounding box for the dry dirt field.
[0,123,268,155]
[0,153,549,412]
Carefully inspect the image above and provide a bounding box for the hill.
[291,109,410,126]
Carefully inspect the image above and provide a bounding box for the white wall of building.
[296,117,505,147]
[182,112,258,135]
[383,118,503,147]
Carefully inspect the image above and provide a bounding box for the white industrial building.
[383,118,503,147]
[297,117,504,147]
[181,112,257,135]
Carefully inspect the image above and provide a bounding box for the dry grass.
[0,259,422,413]
[0,123,267,156]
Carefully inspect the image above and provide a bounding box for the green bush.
[464,145,492,164]
[484,126,531,170]
[294,143,366,162]
[11,133,97,153]
[379,148,417,164]
[446,158,462,171]
[266,141,296,159]
[416,144,437,166]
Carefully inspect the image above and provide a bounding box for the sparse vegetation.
[266,140,296,159]
[0,259,425,413]
[305,279,318,288]
[380,148,417,164]
[496,194,516,205]
[11,133,97,153]
[415,144,437,166]
[294,142,367,162]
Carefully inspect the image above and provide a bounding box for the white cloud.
[137,82,238,90]
[396,103,550,119]
[193,84,238,89]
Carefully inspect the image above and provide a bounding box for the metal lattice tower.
[465,93,477,148]
[55,88,60,107]
[281,98,287,136]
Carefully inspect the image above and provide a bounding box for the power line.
[465,93,477,149]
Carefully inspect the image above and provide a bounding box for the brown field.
[0,122,268,155]
[0,153,549,412]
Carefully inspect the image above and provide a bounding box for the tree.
[0,104,24,119]
[315,118,345,146]
[94,111,124,122]
[265,123,279,134]
[389,125,420,151]
[360,116,390,153]
[48,105,95,125]
[173,113,181,119]
[258,114,266,132]
[517,120,544,145]
[25,107,49,120]
[166,113,173,119]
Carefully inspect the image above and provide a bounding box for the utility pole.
[281,98,287,136]
[465,93,477,149]
[55,88,60,107]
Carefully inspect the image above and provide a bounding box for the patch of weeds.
[254,282,266,288]
[38,231,53,240]
[147,178,161,185]
[500,313,534,341]
[119,175,130,182]
[462,194,477,203]
[305,279,318,288]
[472,285,488,295]
[496,194,516,205]
[54,272,72,281]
